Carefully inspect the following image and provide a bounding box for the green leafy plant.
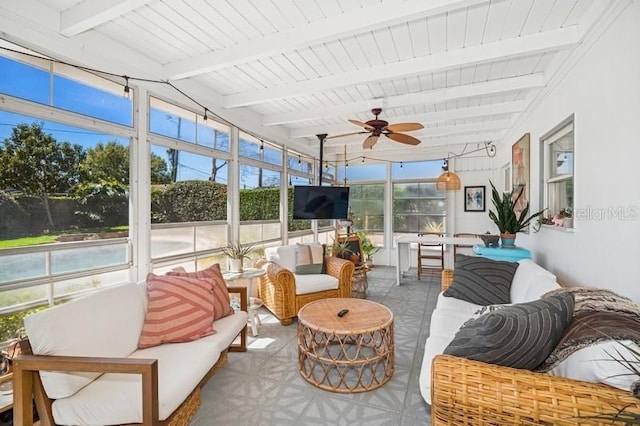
[331,238,352,258]
[357,231,380,262]
[488,180,545,234]
[220,242,254,260]
[424,220,444,234]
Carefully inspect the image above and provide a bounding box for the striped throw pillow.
[443,254,519,305]
[167,263,234,320]
[138,274,216,349]
[444,292,575,370]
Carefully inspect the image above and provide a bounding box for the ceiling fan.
[327,108,424,149]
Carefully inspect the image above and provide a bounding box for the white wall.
[493,1,640,302]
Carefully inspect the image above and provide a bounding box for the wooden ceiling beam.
[163,0,489,80]
[223,27,577,108]
[263,75,540,126]
[60,0,154,37]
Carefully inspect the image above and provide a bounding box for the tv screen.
[293,186,350,220]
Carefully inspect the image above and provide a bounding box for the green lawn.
[0,226,129,249]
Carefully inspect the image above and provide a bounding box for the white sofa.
[421,259,640,425]
[13,282,248,426]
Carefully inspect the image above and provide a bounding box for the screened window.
[393,182,446,233]
[541,117,574,227]
[149,97,230,152]
[0,54,133,126]
[349,184,384,233]
[239,132,282,166]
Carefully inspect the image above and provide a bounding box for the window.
[392,160,447,234]
[541,116,574,228]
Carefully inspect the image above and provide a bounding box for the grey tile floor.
[191,266,439,425]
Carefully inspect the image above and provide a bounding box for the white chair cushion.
[265,245,297,272]
[511,259,559,303]
[429,306,476,339]
[24,283,146,399]
[293,273,339,295]
[51,311,247,424]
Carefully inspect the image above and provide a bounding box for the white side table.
[223,268,266,336]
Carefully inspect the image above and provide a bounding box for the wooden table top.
[298,298,393,334]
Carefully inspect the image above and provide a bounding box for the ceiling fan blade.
[326,131,367,140]
[386,132,421,145]
[386,122,424,132]
[363,135,379,149]
[349,119,375,130]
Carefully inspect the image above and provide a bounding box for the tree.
[0,122,85,230]
[81,140,171,184]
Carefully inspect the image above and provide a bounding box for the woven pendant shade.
[436,170,461,191]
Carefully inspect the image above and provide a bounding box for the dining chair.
[453,233,478,257]
[417,232,444,280]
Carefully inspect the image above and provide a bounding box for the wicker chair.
[255,256,354,325]
[431,270,640,425]
[452,232,477,257]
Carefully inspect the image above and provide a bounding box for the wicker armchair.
[255,256,354,325]
[431,270,640,425]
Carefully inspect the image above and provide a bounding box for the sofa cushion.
[24,283,146,399]
[138,274,216,349]
[265,245,298,272]
[547,340,640,394]
[166,263,234,319]
[295,243,324,274]
[510,259,559,303]
[443,254,519,305]
[443,292,575,370]
[293,273,339,295]
[51,310,247,424]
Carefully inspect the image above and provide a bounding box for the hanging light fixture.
[436,159,461,191]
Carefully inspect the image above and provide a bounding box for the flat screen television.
[293,186,350,220]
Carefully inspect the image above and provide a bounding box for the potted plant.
[488,181,545,247]
[331,238,352,260]
[357,231,380,267]
[220,242,254,272]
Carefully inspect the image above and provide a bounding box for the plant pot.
[562,217,573,228]
[228,258,243,273]
[500,232,517,248]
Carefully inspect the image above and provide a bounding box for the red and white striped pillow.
[166,263,234,320]
[138,274,216,349]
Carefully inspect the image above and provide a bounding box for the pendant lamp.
[436,159,461,191]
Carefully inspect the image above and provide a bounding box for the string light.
[298,155,301,165]
[259,140,264,152]
[123,76,130,99]
[324,161,328,169]
[400,161,403,168]
[203,108,208,123]
[361,156,365,163]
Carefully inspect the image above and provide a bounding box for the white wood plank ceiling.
[0,0,623,162]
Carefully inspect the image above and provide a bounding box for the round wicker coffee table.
[297,298,394,393]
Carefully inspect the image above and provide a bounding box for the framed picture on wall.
[512,133,530,216]
[464,186,486,212]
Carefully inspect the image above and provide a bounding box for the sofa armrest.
[441,269,453,292]
[431,354,640,425]
[257,262,297,321]
[13,355,158,426]
[226,285,248,352]
[325,256,355,298]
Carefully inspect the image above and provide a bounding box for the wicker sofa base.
[432,354,640,425]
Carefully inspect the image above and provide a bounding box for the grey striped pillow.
[443,292,575,370]
[443,254,519,305]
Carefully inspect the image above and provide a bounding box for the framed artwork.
[464,186,486,212]
[512,133,530,216]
